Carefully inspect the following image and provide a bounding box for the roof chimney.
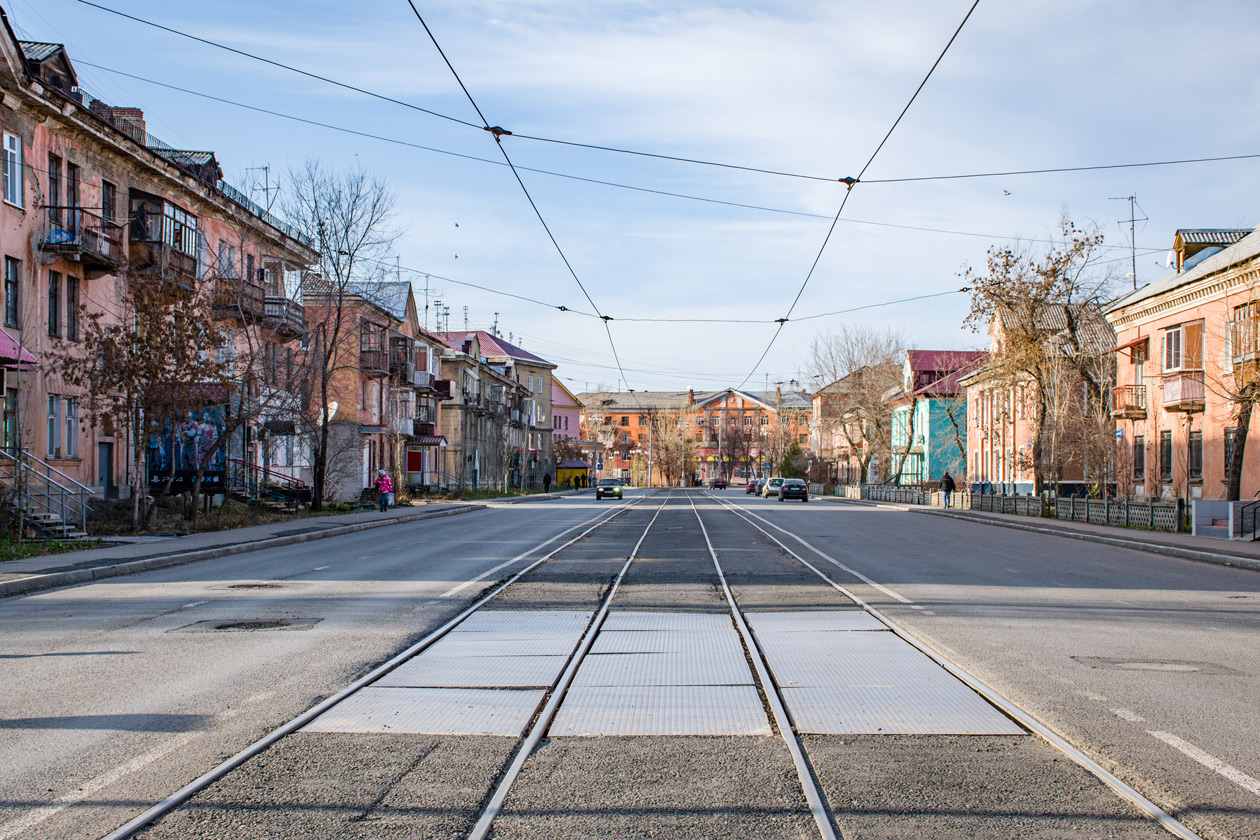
[108,106,146,144]
[687,388,694,405]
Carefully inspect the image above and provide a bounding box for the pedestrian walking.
[941,471,956,508]
[374,469,394,512]
[543,472,552,494]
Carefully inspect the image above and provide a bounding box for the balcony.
[1231,316,1260,385]
[412,369,435,391]
[263,297,305,339]
[1111,385,1147,420]
[359,348,389,376]
[1161,370,1205,413]
[211,275,266,321]
[413,420,436,437]
[434,379,453,400]
[128,210,197,284]
[40,207,125,278]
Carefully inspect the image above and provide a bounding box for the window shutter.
[1184,321,1203,369]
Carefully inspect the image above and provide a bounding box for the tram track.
[700,490,1204,840]
[98,491,663,840]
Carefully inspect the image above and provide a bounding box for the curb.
[0,504,485,599]
[915,507,1260,573]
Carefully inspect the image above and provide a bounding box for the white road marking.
[1148,730,1260,797]
[312,565,330,571]
[736,504,914,604]
[910,605,925,610]
[181,602,205,609]
[1113,708,1145,722]
[0,731,201,840]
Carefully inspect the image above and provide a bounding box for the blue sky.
[13,0,1260,392]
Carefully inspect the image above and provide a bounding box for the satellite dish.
[323,401,339,424]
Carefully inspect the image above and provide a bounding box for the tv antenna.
[245,165,279,212]
[1109,194,1147,290]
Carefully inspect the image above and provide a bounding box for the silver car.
[760,477,785,498]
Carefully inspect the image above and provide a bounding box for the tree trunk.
[1225,397,1254,501]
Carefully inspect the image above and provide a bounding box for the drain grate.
[228,583,285,590]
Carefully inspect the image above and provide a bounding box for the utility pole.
[1109,194,1147,290]
[422,276,432,331]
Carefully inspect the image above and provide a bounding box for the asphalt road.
[2,489,1256,840]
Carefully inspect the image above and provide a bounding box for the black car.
[778,478,808,502]
[710,477,727,489]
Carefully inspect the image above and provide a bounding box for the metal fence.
[844,484,1186,533]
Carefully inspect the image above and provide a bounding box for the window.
[799,434,808,443]
[64,398,79,458]
[1159,430,1172,481]
[743,415,752,427]
[47,270,60,337]
[2,133,21,207]
[2,388,15,454]
[47,395,60,459]
[66,162,79,211]
[1189,430,1203,480]
[1162,322,1204,371]
[619,415,629,426]
[528,375,534,393]
[4,256,19,327]
[1225,427,1237,474]
[101,180,116,222]
[64,275,77,340]
[638,415,646,426]
[760,416,768,425]
[1133,434,1145,478]
[47,154,61,225]
[710,415,719,426]
[694,416,703,426]
[246,253,255,283]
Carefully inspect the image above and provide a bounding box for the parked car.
[746,478,762,495]
[778,478,808,502]
[710,477,727,489]
[761,477,785,498]
[595,478,623,500]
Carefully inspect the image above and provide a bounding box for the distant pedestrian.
[941,471,956,508]
[543,472,552,494]
[374,469,393,512]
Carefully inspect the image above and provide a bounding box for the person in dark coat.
[941,471,956,508]
[543,473,552,494]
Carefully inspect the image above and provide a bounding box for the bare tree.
[282,160,399,511]
[806,325,903,484]
[962,216,1117,494]
[650,412,692,488]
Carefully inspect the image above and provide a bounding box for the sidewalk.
[0,490,583,599]
[820,496,1260,573]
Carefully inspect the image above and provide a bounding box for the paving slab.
[138,734,516,840]
[803,735,1170,840]
[490,737,816,839]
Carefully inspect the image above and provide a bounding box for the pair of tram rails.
[101,490,1200,840]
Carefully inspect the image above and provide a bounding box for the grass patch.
[0,538,103,563]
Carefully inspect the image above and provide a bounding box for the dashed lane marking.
[1113,708,1145,722]
[1148,730,1260,798]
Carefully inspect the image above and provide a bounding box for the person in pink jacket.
[374,469,394,512]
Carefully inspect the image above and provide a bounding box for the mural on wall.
[148,406,227,489]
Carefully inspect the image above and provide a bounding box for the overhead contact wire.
[738,0,980,390]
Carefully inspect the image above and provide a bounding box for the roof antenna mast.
[1109,194,1147,290]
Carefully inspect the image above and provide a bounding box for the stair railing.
[0,449,95,536]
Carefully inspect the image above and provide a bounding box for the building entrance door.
[98,442,116,499]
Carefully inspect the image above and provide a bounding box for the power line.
[401,1,638,401]
[71,0,481,130]
[861,152,1260,184]
[737,0,980,389]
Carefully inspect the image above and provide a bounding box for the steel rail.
[465,492,671,839]
[688,494,840,840]
[703,492,1203,840]
[97,492,658,840]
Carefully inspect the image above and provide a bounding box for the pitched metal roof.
[346,281,412,322]
[439,330,553,367]
[1108,226,1260,313]
[18,41,60,62]
[576,388,810,413]
[1175,228,1251,246]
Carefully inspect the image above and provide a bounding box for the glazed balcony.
[127,210,197,284]
[1161,370,1205,413]
[1111,385,1146,420]
[40,207,125,278]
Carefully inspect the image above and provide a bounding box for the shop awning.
[0,331,37,370]
[1106,334,1148,355]
[410,434,446,446]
